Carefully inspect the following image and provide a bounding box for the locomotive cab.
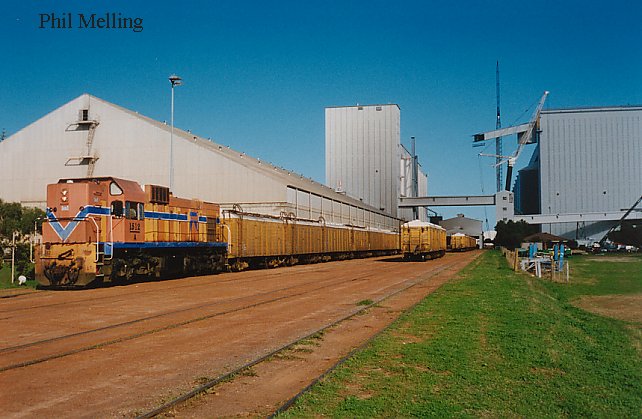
[104,179,147,245]
[37,178,147,287]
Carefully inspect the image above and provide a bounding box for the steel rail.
[0,269,372,353]
[0,266,392,372]
[0,254,393,314]
[138,258,467,418]
[0,261,331,314]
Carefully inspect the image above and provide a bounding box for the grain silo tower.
[325,104,428,221]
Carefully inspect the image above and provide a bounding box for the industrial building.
[439,214,482,239]
[399,144,429,221]
[0,94,399,231]
[325,104,428,222]
[514,106,642,242]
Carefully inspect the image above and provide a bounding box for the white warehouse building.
[0,94,399,231]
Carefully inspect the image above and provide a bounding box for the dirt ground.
[585,256,641,263]
[573,294,642,323]
[0,251,479,418]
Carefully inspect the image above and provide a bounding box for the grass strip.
[282,251,642,418]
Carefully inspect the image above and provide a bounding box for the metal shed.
[538,106,642,241]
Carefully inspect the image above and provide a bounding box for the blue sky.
[2,0,641,226]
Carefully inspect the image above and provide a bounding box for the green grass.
[282,251,642,418]
[0,265,38,289]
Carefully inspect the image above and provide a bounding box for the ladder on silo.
[65,119,100,176]
[85,122,98,176]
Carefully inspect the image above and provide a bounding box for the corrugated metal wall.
[0,95,287,206]
[539,107,642,239]
[398,145,428,221]
[0,94,400,231]
[325,105,400,217]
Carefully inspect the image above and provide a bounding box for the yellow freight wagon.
[401,220,446,261]
[448,233,477,251]
[221,210,399,270]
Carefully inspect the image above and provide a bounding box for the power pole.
[495,61,502,192]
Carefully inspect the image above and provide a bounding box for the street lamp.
[168,74,182,191]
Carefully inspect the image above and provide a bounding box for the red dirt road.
[0,251,479,418]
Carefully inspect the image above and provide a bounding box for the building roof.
[402,220,445,230]
[325,103,400,110]
[84,94,394,218]
[439,214,483,236]
[542,105,642,115]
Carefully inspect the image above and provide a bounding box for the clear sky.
[2,0,641,227]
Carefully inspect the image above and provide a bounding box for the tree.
[0,200,46,280]
[0,199,46,238]
[494,220,538,249]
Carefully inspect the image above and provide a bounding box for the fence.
[501,247,519,271]
[501,246,570,282]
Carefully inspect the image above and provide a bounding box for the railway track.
[0,265,319,315]
[0,253,479,417]
[136,259,463,418]
[0,261,418,372]
[0,268,356,350]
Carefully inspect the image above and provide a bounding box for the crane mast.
[474,90,549,191]
[495,61,502,192]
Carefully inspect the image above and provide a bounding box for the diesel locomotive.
[36,177,226,287]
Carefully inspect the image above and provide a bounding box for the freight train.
[35,177,401,288]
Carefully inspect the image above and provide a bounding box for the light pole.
[11,231,17,284]
[168,74,182,191]
[30,217,42,263]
